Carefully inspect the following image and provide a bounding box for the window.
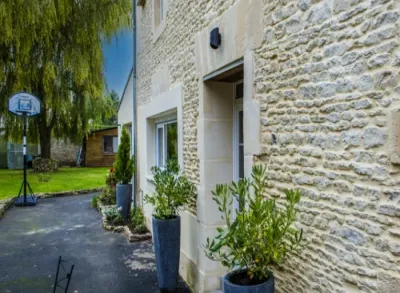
[233,81,244,215]
[155,120,178,167]
[234,81,244,181]
[154,0,164,27]
[103,136,118,154]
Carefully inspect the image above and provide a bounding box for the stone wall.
[136,0,400,292]
[255,1,400,292]
[51,139,79,167]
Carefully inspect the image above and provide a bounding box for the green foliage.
[91,195,99,208]
[32,158,58,173]
[131,207,148,234]
[113,127,135,184]
[0,0,132,157]
[0,167,108,200]
[99,185,116,206]
[205,165,304,282]
[144,159,196,220]
[102,91,119,126]
[37,172,52,183]
[104,207,123,225]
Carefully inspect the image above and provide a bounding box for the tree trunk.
[39,125,52,159]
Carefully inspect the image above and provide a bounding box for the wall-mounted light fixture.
[210,27,221,49]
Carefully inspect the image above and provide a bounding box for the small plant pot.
[152,216,181,293]
[116,183,132,219]
[224,269,274,293]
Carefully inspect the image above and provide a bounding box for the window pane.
[239,111,244,144]
[235,83,243,99]
[103,137,113,153]
[166,122,178,162]
[239,145,244,179]
[157,127,164,166]
[113,137,118,153]
[160,0,164,21]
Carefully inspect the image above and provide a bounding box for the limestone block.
[389,108,400,164]
[378,273,400,293]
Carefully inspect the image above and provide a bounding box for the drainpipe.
[132,0,137,211]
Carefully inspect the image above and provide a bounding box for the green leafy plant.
[37,172,52,182]
[131,206,148,234]
[99,185,116,205]
[91,195,99,208]
[113,127,134,185]
[104,207,123,225]
[144,159,196,219]
[33,158,58,173]
[205,165,304,283]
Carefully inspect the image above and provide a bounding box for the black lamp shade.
[210,27,221,49]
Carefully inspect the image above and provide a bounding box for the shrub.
[131,207,147,234]
[104,207,123,225]
[114,127,134,184]
[99,185,116,205]
[37,172,52,182]
[32,158,58,173]
[91,195,99,208]
[204,165,304,283]
[144,159,196,219]
[105,167,116,187]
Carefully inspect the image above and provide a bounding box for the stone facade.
[135,0,400,292]
[51,139,80,166]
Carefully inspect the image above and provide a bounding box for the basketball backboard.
[8,92,41,116]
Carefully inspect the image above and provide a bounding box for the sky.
[102,28,133,99]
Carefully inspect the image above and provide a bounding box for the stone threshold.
[97,202,152,243]
[0,188,102,219]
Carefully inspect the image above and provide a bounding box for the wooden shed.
[83,127,118,167]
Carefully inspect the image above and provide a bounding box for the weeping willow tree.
[0,0,132,158]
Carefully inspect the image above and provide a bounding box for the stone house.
[126,0,400,292]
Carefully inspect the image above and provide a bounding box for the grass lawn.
[0,167,108,200]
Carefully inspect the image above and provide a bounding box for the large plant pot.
[224,269,275,293]
[116,183,132,219]
[152,216,181,293]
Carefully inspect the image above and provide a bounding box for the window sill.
[103,153,116,156]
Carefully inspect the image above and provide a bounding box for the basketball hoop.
[8,91,42,206]
[8,92,41,117]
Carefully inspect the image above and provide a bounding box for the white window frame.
[153,0,168,41]
[233,80,244,182]
[233,81,244,217]
[103,136,118,154]
[155,118,177,168]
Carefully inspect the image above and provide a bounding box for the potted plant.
[114,127,134,219]
[144,159,196,293]
[205,165,304,293]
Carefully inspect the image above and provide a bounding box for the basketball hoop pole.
[15,111,36,206]
[23,113,27,204]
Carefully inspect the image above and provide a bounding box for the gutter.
[132,0,138,211]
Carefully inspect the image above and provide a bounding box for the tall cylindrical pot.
[224,269,275,293]
[116,183,132,219]
[152,216,181,293]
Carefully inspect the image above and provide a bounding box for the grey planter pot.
[116,184,132,219]
[224,270,274,293]
[152,216,181,293]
